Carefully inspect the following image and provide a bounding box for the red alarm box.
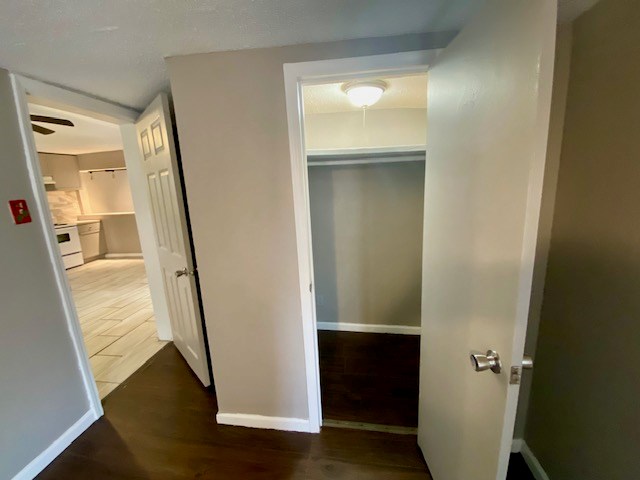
[8,199,32,224]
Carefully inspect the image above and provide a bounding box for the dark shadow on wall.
[526,242,640,479]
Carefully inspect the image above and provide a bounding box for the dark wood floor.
[39,343,533,479]
[318,330,420,427]
[506,453,535,480]
[38,343,432,479]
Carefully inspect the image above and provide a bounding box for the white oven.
[54,225,84,269]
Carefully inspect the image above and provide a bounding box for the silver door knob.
[175,268,193,277]
[522,355,533,370]
[470,350,502,374]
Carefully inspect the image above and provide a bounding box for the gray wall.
[309,162,424,327]
[166,32,453,419]
[0,69,89,478]
[526,0,640,478]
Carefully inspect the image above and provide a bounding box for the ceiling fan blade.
[30,115,74,127]
[32,124,55,135]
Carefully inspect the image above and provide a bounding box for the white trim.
[12,410,97,480]
[520,441,551,480]
[283,50,438,436]
[104,253,144,259]
[216,413,312,433]
[317,322,421,335]
[16,75,138,124]
[511,438,524,453]
[11,74,104,418]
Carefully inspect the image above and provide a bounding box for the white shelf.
[307,145,426,157]
[78,212,135,217]
[307,146,426,167]
[78,167,127,173]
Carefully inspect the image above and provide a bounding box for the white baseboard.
[216,413,312,433]
[512,439,550,480]
[104,253,143,259]
[12,410,98,480]
[511,438,524,452]
[316,322,421,335]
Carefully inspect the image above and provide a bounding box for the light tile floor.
[66,259,167,399]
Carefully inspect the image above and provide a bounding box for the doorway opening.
[29,102,168,399]
[17,78,213,415]
[303,74,426,430]
[283,52,435,434]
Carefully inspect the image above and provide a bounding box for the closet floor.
[319,330,420,427]
[67,258,167,399]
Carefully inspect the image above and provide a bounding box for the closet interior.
[303,73,427,430]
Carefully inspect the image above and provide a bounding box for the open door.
[135,93,211,386]
[418,1,556,479]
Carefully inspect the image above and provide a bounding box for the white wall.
[0,69,93,478]
[79,170,135,213]
[304,108,427,150]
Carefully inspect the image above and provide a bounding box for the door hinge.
[309,282,313,292]
[510,366,522,385]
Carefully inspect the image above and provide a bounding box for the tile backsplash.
[47,190,82,224]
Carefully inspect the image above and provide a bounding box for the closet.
[303,74,427,429]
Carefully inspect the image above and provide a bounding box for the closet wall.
[306,107,426,329]
[306,108,427,150]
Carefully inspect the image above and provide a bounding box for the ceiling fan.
[30,115,75,135]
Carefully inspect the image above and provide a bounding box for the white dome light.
[343,80,387,108]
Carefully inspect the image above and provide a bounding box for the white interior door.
[136,93,210,386]
[418,1,556,479]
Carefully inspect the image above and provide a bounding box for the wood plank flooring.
[38,344,433,479]
[319,330,420,427]
[67,259,167,398]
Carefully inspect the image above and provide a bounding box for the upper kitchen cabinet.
[39,153,81,190]
[77,150,126,171]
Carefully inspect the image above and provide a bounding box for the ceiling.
[29,104,123,155]
[304,74,428,114]
[1,1,599,111]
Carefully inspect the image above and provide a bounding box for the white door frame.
[12,74,174,419]
[283,50,440,433]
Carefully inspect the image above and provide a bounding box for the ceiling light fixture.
[343,80,387,108]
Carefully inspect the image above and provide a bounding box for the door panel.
[136,93,210,386]
[418,1,556,479]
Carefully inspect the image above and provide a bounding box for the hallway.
[38,344,433,479]
[38,343,534,479]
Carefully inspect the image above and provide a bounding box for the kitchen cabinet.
[78,221,106,261]
[38,153,81,189]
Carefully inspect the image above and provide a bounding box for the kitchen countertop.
[54,219,101,228]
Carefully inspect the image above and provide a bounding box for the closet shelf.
[307,145,426,167]
[79,167,127,173]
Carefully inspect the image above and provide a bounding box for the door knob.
[175,268,194,278]
[470,350,502,374]
[522,355,533,370]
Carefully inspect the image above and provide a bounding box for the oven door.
[55,226,81,256]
